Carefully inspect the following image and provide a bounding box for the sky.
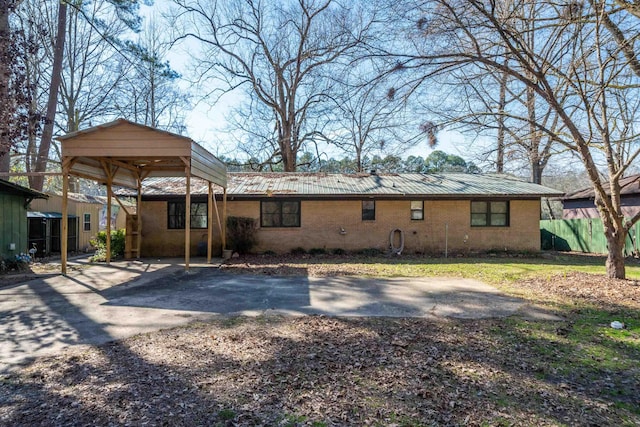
[139,2,474,165]
[136,1,501,174]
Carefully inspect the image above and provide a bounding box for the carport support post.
[185,169,191,271]
[207,182,213,263]
[106,176,112,264]
[136,176,142,259]
[222,188,227,252]
[61,163,69,275]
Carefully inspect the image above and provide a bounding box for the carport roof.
[57,119,227,189]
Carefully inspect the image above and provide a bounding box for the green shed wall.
[0,193,28,260]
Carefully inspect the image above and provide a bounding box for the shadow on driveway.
[0,258,557,371]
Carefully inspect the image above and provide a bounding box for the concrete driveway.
[0,258,556,371]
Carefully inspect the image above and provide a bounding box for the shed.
[57,119,227,273]
[28,192,131,256]
[0,179,48,260]
[562,174,640,219]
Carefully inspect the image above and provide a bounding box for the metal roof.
[27,211,77,219]
[47,191,135,206]
[57,118,227,189]
[0,179,48,199]
[137,172,563,198]
[564,174,640,200]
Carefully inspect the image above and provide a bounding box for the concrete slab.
[0,259,559,372]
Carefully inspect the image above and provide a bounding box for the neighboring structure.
[136,172,562,256]
[0,179,48,260]
[28,192,130,256]
[563,174,640,219]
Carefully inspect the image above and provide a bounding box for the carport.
[56,119,227,274]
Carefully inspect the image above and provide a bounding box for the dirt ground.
[0,256,639,426]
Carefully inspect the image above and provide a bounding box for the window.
[261,200,300,227]
[471,201,509,227]
[167,201,208,229]
[83,213,91,231]
[362,200,375,221]
[410,201,424,220]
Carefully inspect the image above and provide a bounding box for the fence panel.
[540,219,640,255]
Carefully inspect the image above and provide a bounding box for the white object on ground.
[610,321,625,329]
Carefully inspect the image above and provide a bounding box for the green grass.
[319,255,640,283]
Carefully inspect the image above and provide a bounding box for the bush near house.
[90,229,126,262]
[226,216,257,254]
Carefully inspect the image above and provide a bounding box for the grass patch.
[357,257,640,283]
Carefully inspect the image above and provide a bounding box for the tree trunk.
[605,228,626,279]
[0,4,12,177]
[31,1,67,191]
[530,160,542,184]
[496,67,508,173]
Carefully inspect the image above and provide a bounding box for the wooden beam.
[213,190,223,248]
[61,164,69,275]
[207,182,213,264]
[113,194,131,217]
[6,172,63,176]
[185,168,191,271]
[136,175,142,259]
[222,188,228,252]
[101,160,113,265]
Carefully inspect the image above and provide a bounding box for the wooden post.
[222,188,227,252]
[61,163,69,275]
[207,182,213,263]
[106,176,112,264]
[136,175,142,259]
[185,169,191,271]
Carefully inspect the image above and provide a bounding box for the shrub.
[290,247,306,255]
[0,256,29,273]
[90,229,126,262]
[226,216,257,254]
[356,247,384,256]
[331,248,346,255]
[309,248,326,256]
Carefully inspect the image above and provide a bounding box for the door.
[28,218,47,257]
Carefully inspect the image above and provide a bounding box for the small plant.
[226,216,257,254]
[290,247,306,255]
[90,229,126,262]
[356,247,383,256]
[309,247,326,256]
[0,256,30,273]
[331,248,346,255]
[262,250,277,256]
[217,408,236,420]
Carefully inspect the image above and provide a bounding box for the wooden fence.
[540,218,640,255]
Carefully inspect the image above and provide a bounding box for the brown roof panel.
[563,174,640,200]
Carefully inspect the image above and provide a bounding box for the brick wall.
[140,198,541,256]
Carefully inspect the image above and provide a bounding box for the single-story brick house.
[132,172,562,256]
[563,174,640,219]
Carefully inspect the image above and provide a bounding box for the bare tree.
[57,0,129,135]
[24,0,143,191]
[391,0,640,278]
[172,0,376,171]
[114,14,190,134]
[327,63,429,172]
[0,0,29,177]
